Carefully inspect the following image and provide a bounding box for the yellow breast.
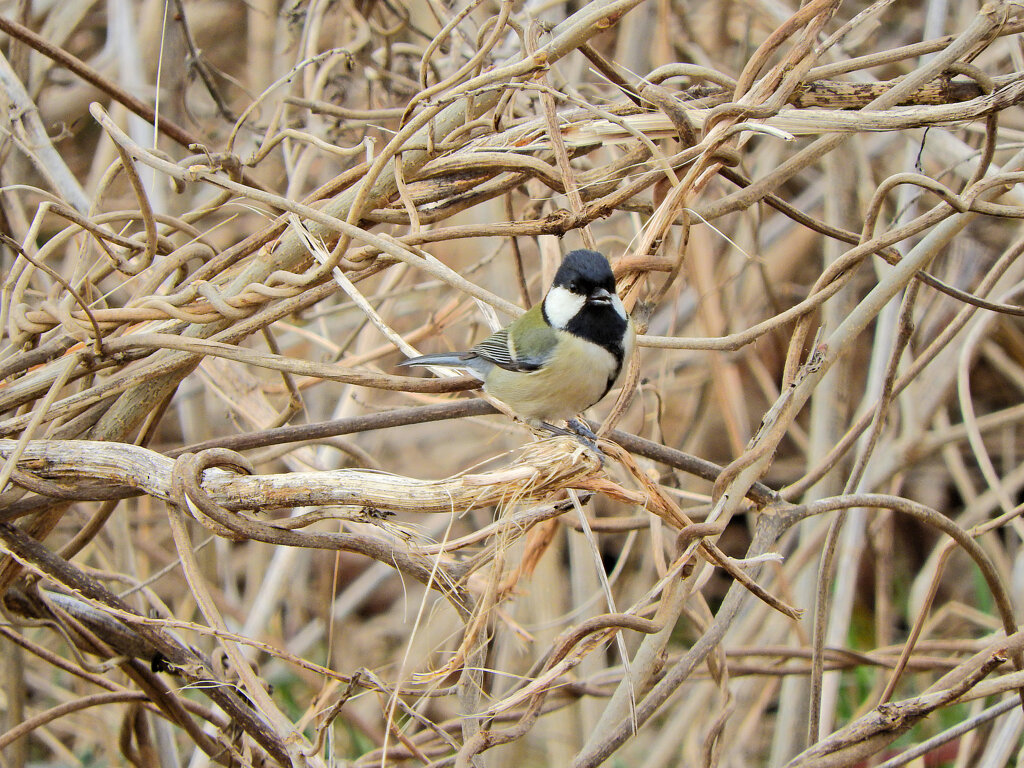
[482,330,626,423]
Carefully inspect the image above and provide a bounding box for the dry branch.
[0,436,601,513]
[4,0,1024,766]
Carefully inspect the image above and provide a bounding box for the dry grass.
[3,0,1024,766]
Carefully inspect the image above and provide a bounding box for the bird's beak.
[588,288,613,305]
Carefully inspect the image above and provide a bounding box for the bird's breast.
[483,334,621,422]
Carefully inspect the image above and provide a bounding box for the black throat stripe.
[564,307,628,364]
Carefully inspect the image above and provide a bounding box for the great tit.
[400,249,634,437]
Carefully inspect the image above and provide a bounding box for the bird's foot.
[566,418,604,458]
[524,419,604,462]
[533,420,570,438]
[567,418,598,441]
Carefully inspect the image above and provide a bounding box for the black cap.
[552,249,615,293]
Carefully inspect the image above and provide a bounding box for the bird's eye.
[569,281,579,292]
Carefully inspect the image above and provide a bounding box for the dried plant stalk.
[4,1,1024,767]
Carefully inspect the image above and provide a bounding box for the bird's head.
[543,249,623,330]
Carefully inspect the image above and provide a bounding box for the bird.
[400,249,634,444]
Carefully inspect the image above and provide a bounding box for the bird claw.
[567,418,598,441]
[527,419,605,462]
[567,418,604,459]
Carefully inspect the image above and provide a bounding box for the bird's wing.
[471,328,548,372]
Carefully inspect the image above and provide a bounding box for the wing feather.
[471,328,547,372]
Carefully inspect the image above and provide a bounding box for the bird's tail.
[399,352,472,368]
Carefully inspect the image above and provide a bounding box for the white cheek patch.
[543,285,587,329]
